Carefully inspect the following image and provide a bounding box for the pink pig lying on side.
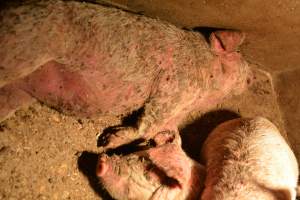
[96,132,206,200]
[0,1,251,149]
[201,117,299,200]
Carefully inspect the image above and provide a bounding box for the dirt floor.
[0,66,287,199]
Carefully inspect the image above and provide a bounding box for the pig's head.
[96,153,160,199]
[96,141,205,200]
[209,31,252,96]
[96,152,184,200]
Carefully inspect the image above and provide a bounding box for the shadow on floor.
[180,109,240,162]
[77,151,115,200]
[79,109,240,198]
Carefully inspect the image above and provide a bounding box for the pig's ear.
[210,31,245,54]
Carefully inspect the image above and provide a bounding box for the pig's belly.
[21,61,152,117]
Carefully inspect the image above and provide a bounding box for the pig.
[96,131,206,200]
[201,117,299,200]
[0,0,251,149]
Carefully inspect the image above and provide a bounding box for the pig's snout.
[96,155,109,177]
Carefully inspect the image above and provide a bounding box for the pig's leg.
[101,69,195,149]
[0,83,35,122]
[136,130,205,187]
[140,143,205,199]
[0,2,82,88]
[0,5,60,87]
[19,61,104,117]
[144,143,205,186]
[100,98,182,149]
[144,144,191,186]
[152,130,181,146]
[100,31,248,150]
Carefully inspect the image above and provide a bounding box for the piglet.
[201,117,299,200]
[96,132,205,200]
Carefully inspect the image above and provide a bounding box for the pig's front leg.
[142,141,205,200]
[100,69,192,150]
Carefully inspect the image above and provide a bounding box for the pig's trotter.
[152,130,181,146]
[99,127,140,149]
[96,154,109,177]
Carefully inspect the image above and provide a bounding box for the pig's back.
[201,117,299,200]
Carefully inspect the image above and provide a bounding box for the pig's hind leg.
[0,83,36,122]
[20,61,102,117]
[0,4,60,88]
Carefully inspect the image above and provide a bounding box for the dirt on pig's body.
[201,117,299,200]
[1,0,213,116]
[96,132,206,200]
[0,61,286,200]
[0,0,250,149]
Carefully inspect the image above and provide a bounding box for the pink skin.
[0,1,251,150]
[0,83,36,122]
[96,134,205,200]
[17,60,150,116]
[212,31,246,53]
[96,156,109,177]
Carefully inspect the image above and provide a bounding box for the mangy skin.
[96,132,206,200]
[201,117,299,200]
[0,1,251,149]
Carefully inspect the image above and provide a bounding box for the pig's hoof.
[96,155,109,177]
[152,130,181,146]
[98,127,139,150]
